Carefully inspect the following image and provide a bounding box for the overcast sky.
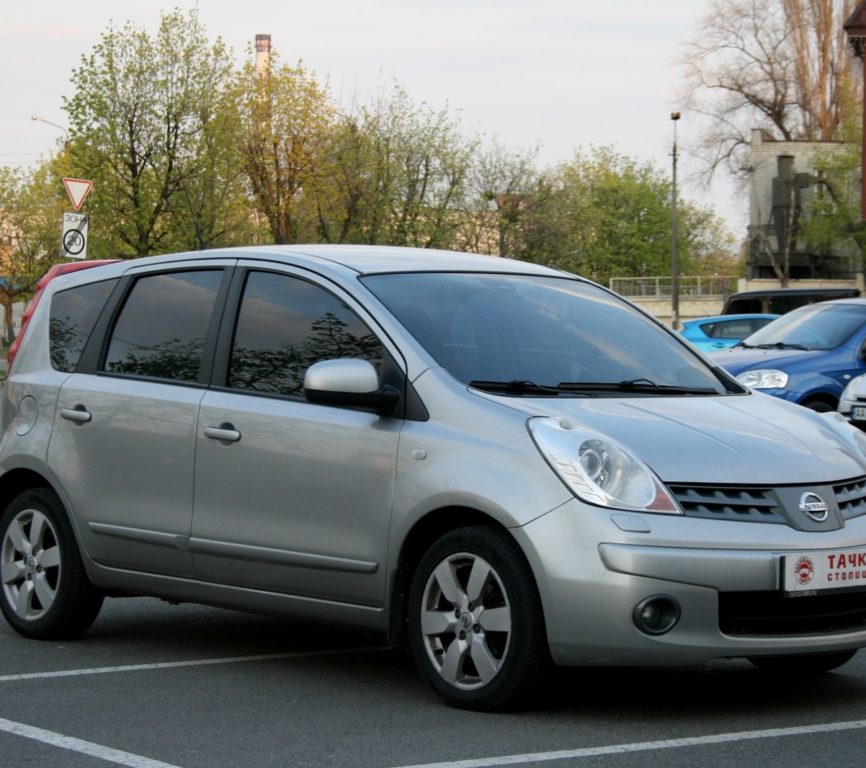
[0,0,744,234]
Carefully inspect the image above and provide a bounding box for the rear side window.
[228,271,383,397]
[49,279,118,372]
[103,270,223,382]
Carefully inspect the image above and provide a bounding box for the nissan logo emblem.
[799,492,829,523]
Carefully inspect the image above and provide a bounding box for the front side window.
[50,279,117,372]
[228,271,383,397]
[104,270,223,382]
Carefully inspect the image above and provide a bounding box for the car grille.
[719,589,866,636]
[669,485,784,523]
[834,477,866,521]
[669,476,866,525]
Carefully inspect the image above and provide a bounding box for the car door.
[191,266,402,606]
[47,264,231,577]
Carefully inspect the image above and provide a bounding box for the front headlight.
[528,417,681,514]
[736,369,789,389]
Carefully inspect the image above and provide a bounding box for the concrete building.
[746,128,862,281]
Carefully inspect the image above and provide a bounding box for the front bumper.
[512,500,866,666]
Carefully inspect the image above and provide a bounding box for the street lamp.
[30,115,69,149]
[670,111,681,330]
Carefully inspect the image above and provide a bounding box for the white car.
[839,373,866,428]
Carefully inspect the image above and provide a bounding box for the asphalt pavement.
[1,596,866,767]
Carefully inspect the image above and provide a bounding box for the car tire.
[0,487,103,639]
[748,649,857,674]
[801,399,834,413]
[408,525,550,711]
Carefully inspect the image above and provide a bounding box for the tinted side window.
[726,299,763,314]
[714,319,753,339]
[104,270,222,382]
[228,271,383,397]
[50,279,117,372]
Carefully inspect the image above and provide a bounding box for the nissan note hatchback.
[2,245,866,711]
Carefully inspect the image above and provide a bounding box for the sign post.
[62,178,93,211]
[59,178,93,260]
[61,213,88,260]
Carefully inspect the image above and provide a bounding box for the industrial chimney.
[255,34,272,76]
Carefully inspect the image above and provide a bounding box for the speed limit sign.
[61,212,88,260]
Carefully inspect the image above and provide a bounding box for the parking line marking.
[0,716,183,768]
[390,719,866,768]
[0,646,387,683]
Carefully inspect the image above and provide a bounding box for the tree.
[679,0,861,178]
[312,84,475,249]
[460,140,544,257]
[518,147,737,287]
[0,162,66,341]
[64,8,239,258]
[237,53,334,244]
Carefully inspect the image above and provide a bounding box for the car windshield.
[363,272,733,396]
[740,302,866,351]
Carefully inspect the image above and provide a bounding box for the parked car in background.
[838,373,866,429]
[680,314,779,354]
[723,287,860,315]
[2,247,866,711]
[713,298,866,411]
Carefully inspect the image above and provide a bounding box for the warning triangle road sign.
[63,178,93,211]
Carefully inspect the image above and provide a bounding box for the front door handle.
[61,406,92,424]
[204,424,241,443]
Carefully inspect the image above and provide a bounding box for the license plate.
[853,406,866,421]
[783,547,866,592]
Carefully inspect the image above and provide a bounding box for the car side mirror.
[303,358,400,415]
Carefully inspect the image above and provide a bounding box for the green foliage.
[63,8,245,257]
[236,53,334,244]
[312,84,476,248]
[795,139,864,259]
[517,147,737,286]
[2,7,739,296]
[0,162,69,339]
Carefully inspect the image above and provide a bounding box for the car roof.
[101,244,566,278]
[684,313,779,325]
[727,287,860,298]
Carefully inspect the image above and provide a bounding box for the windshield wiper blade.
[754,342,811,351]
[557,379,718,395]
[468,379,566,395]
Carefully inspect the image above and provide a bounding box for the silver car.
[2,245,866,710]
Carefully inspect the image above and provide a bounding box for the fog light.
[633,595,681,636]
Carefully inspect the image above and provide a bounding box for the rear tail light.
[6,260,120,374]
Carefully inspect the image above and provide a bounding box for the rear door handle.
[204,425,241,443]
[61,407,92,424]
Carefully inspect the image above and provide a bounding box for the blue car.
[712,298,866,411]
[679,313,779,353]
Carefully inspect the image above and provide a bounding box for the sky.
[0,0,744,235]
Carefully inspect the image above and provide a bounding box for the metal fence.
[609,276,738,298]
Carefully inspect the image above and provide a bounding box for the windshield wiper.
[557,378,718,395]
[753,342,811,351]
[468,379,570,396]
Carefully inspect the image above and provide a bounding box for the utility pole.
[844,2,866,223]
[671,111,681,330]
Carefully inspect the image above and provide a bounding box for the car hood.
[501,392,866,485]
[710,346,824,373]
